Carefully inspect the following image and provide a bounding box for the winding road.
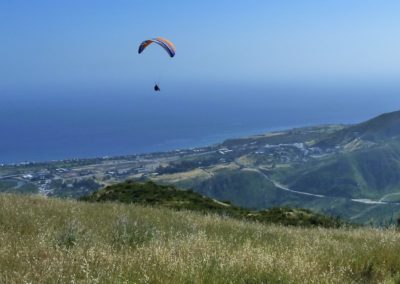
[247,167,400,206]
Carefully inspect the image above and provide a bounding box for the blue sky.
[1,0,400,90]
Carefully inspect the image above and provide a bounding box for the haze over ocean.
[2,1,400,163]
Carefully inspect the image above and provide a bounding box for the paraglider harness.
[154,83,161,92]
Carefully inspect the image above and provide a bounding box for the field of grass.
[1,194,400,283]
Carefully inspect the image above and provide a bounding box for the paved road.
[251,167,400,205]
[0,174,20,180]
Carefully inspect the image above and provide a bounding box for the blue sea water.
[1,82,400,164]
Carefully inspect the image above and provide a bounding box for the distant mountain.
[316,110,400,148]
[81,181,343,228]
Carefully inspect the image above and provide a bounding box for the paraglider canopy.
[138,37,176,57]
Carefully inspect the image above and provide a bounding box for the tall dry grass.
[1,194,400,283]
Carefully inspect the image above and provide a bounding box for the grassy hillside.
[1,194,400,283]
[153,165,400,225]
[81,180,248,217]
[81,181,343,228]
[317,110,400,147]
[195,169,280,208]
[284,139,400,199]
[193,169,316,208]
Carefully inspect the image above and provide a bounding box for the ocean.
[1,83,400,164]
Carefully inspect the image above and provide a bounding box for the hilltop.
[316,110,400,147]
[81,181,343,228]
[1,193,400,283]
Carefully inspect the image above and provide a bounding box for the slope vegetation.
[81,180,343,228]
[1,194,400,283]
[285,139,400,199]
[317,110,400,147]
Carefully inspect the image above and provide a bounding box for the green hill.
[81,180,343,228]
[81,180,246,216]
[285,139,400,199]
[193,169,317,209]
[317,110,400,148]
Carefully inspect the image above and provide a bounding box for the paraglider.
[138,37,176,58]
[138,37,175,91]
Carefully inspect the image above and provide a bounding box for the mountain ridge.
[316,110,400,148]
